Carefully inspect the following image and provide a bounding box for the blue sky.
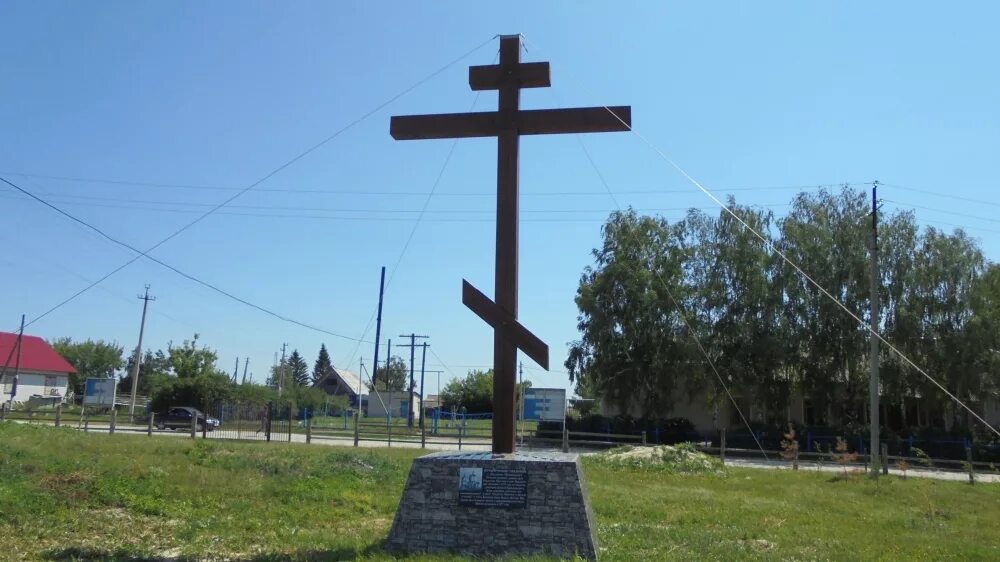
[1,2,998,396]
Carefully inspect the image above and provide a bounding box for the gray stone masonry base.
[386,451,599,560]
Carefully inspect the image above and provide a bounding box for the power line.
[883,182,1000,210]
[337,52,497,370]
[0,170,863,196]
[1,176,371,342]
[9,34,497,332]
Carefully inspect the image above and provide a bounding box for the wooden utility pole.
[128,285,155,421]
[391,34,631,453]
[870,181,881,478]
[397,334,428,427]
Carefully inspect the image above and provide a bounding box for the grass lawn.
[1,423,998,561]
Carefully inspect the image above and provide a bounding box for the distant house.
[0,332,76,405]
[312,366,363,407]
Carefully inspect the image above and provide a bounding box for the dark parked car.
[155,406,220,431]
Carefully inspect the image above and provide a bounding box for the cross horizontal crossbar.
[390,106,631,140]
[462,280,549,370]
[469,62,551,91]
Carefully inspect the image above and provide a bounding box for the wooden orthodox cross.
[390,35,631,454]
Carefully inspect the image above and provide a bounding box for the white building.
[1,332,76,405]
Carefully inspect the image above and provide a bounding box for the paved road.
[40,420,495,452]
[723,456,1000,483]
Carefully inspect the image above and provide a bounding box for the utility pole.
[242,357,249,385]
[519,361,524,443]
[371,266,386,391]
[278,343,287,397]
[418,342,429,430]
[397,334,429,427]
[128,285,155,421]
[869,181,881,478]
[11,315,24,407]
[233,357,239,384]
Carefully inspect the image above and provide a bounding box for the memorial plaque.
[458,466,527,508]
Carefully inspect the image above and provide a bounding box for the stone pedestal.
[386,451,598,560]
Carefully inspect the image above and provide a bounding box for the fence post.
[190,413,197,439]
[266,402,272,442]
[641,431,647,446]
[148,413,154,437]
[287,403,292,443]
[55,404,62,427]
[306,411,312,444]
[720,429,726,465]
[353,412,359,447]
[388,417,392,448]
[110,409,117,435]
[562,424,569,453]
[458,426,462,451]
[967,447,975,485]
[421,419,426,449]
[202,414,208,439]
[0,403,5,422]
[881,443,889,475]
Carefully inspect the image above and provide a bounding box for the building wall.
[366,390,421,420]
[1,371,69,404]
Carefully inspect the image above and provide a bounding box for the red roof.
[0,332,77,374]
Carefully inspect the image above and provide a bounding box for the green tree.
[441,369,495,413]
[369,356,407,392]
[566,209,700,417]
[312,344,334,385]
[287,350,309,386]
[168,334,220,379]
[119,349,171,396]
[49,338,125,398]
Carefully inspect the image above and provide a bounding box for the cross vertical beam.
[493,35,521,454]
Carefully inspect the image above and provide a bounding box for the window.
[45,375,58,388]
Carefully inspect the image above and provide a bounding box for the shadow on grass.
[43,543,391,562]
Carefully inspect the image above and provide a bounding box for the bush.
[149,373,232,413]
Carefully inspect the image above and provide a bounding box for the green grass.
[1,423,999,561]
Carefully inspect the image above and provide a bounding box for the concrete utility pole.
[278,343,287,397]
[371,266,386,391]
[418,342,429,430]
[242,357,249,385]
[397,334,429,427]
[128,286,155,421]
[870,181,881,478]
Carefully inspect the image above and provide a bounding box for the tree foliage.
[568,187,1000,433]
[368,356,408,392]
[49,338,125,398]
[287,350,309,386]
[312,344,334,385]
[439,369,531,414]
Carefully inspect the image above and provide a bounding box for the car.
[155,406,220,431]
